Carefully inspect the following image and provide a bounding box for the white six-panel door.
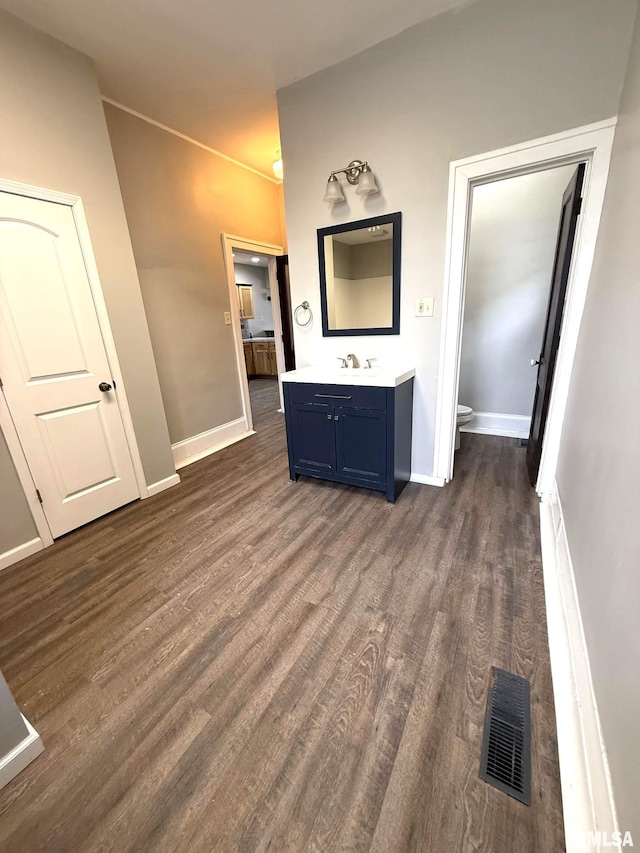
[0,192,139,538]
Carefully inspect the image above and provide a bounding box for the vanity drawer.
[287,382,387,411]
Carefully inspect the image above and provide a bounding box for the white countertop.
[280,365,415,388]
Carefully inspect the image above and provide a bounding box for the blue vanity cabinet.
[284,378,414,503]
[288,401,336,475]
[335,407,387,487]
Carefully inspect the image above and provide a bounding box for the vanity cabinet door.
[335,407,387,486]
[290,402,336,474]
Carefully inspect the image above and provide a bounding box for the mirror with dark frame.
[317,212,402,336]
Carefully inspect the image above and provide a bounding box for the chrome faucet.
[365,357,378,369]
[346,353,360,368]
[337,357,348,368]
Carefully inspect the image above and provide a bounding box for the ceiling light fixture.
[251,256,261,263]
[273,149,283,180]
[323,160,379,205]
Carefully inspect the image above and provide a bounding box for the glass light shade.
[355,167,379,196]
[323,175,345,204]
[272,158,283,180]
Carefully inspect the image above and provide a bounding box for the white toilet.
[456,404,474,450]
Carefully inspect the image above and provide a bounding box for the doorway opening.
[221,235,287,433]
[455,162,585,484]
[433,119,616,494]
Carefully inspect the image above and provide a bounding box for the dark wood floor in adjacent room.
[0,378,565,852]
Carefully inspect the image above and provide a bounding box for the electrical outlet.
[224,311,231,325]
[416,297,434,317]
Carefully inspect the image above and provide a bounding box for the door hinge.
[36,488,43,504]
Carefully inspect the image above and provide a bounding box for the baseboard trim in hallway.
[171,418,255,469]
[0,716,44,792]
[146,473,181,497]
[539,483,620,853]
[0,538,44,573]
[410,472,446,487]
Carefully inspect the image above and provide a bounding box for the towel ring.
[294,301,313,327]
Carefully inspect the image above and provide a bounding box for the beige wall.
[104,105,283,444]
[277,0,636,478]
[556,5,640,839]
[0,11,175,556]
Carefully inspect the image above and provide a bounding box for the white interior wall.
[459,166,575,417]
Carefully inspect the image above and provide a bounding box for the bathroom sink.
[323,367,383,377]
[281,365,416,388]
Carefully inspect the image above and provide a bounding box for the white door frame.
[0,177,149,550]
[221,234,284,431]
[433,118,616,494]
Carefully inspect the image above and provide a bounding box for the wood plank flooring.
[0,377,565,852]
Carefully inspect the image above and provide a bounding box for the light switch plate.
[224,311,232,325]
[416,297,434,317]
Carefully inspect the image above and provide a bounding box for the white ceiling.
[334,226,393,245]
[234,252,269,268]
[1,0,473,177]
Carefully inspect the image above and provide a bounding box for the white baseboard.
[410,473,446,487]
[146,473,181,497]
[539,483,620,853]
[0,538,44,573]
[0,715,44,791]
[171,417,254,470]
[460,411,531,438]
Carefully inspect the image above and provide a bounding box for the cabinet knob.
[334,415,339,421]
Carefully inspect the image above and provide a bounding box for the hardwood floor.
[0,378,565,852]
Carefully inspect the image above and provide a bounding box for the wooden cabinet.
[283,378,414,503]
[252,341,277,376]
[237,285,254,320]
[243,342,255,376]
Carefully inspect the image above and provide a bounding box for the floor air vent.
[479,667,531,805]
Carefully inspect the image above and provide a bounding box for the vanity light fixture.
[323,160,379,205]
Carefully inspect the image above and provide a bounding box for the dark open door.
[276,255,296,371]
[526,163,585,485]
